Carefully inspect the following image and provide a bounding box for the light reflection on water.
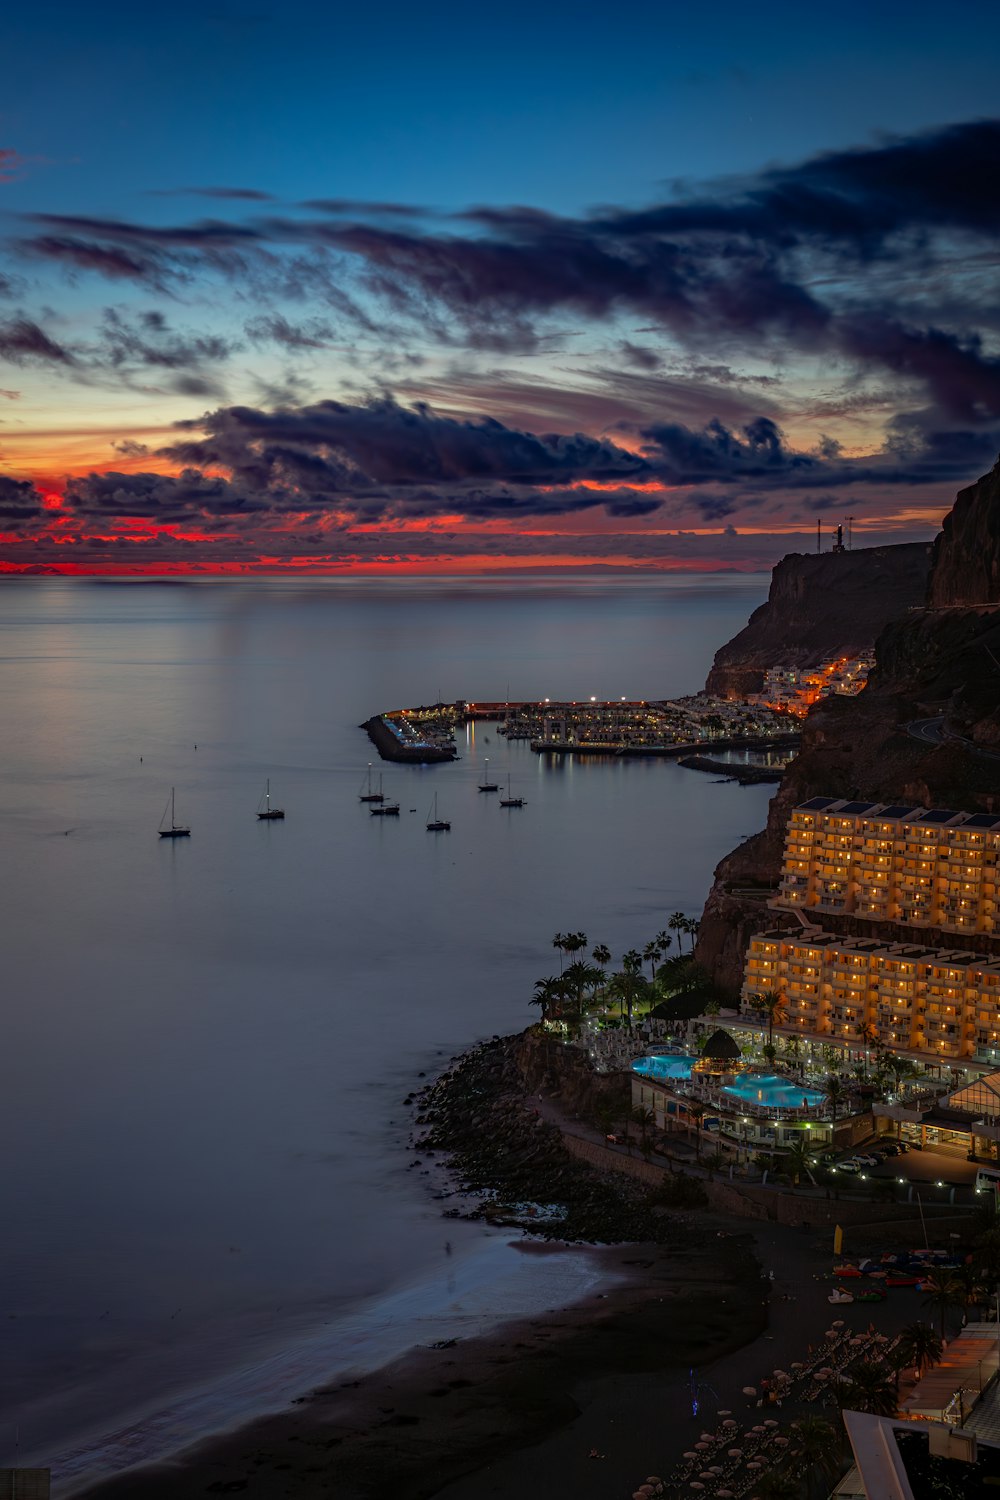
[0,574,770,1482]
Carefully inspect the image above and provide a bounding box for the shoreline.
[73,1237,765,1500]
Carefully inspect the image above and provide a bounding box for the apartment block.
[778,797,1000,937]
[743,927,1000,1066]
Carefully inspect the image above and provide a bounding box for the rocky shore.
[411,1034,707,1240]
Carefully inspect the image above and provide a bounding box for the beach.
[75,1234,766,1500]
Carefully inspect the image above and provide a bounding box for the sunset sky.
[3,1,1000,573]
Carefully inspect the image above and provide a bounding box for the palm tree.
[684,916,700,951]
[952,1262,987,1324]
[594,1099,617,1138]
[922,1273,965,1340]
[608,966,648,1029]
[642,940,661,980]
[856,1020,878,1078]
[824,1074,845,1122]
[632,1105,655,1153]
[756,988,787,1049]
[788,1416,840,1498]
[840,1358,898,1416]
[785,1133,814,1187]
[563,931,588,960]
[654,930,672,961]
[687,1099,706,1159]
[754,1472,798,1500]
[563,960,594,1020]
[551,932,569,972]
[896,1321,943,1380]
[592,942,611,969]
[531,975,572,1020]
[668,910,687,953]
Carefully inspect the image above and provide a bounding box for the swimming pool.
[723,1073,826,1108]
[632,1055,693,1081]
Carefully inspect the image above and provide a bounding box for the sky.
[2,0,1000,574]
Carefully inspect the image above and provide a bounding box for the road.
[905,714,1000,762]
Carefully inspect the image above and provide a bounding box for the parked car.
[853,1154,879,1167]
[881,1143,901,1156]
[837,1160,861,1174]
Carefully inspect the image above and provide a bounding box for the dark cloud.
[111,439,150,457]
[21,235,174,286]
[244,313,335,349]
[0,474,44,523]
[28,213,263,247]
[64,469,267,521]
[97,309,235,370]
[300,199,428,217]
[0,317,74,365]
[155,186,276,201]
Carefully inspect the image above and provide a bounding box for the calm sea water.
[0,574,772,1488]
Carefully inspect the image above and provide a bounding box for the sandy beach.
[74,1232,766,1500]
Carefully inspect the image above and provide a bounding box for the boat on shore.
[499,774,524,808]
[359,764,386,802]
[256,779,285,820]
[478,757,499,792]
[158,787,190,838]
[426,794,451,832]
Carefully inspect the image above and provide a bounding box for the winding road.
[905,714,1000,762]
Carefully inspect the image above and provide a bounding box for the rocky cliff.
[929,456,1000,607]
[696,462,1000,997]
[705,542,931,698]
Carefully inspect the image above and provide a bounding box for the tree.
[551,932,568,972]
[684,916,700,950]
[562,931,588,960]
[592,943,611,969]
[668,910,687,953]
[654,930,672,961]
[839,1358,897,1416]
[896,1321,943,1381]
[785,1133,815,1187]
[922,1273,965,1340]
[788,1416,840,1498]
[643,940,661,979]
[755,989,787,1049]
[753,1472,798,1500]
[531,975,572,1020]
[632,1106,655,1154]
[608,966,648,1029]
[856,1021,878,1079]
[563,960,594,1020]
[687,1100,706,1159]
[824,1074,845,1122]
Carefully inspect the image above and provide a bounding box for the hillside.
[695,465,1000,996]
[704,541,931,698]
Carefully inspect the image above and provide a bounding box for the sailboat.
[499,774,524,808]
[478,756,499,792]
[158,787,190,838]
[256,778,285,820]
[370,784,400,816]
[359,764,386,802]
[426,794,451,832]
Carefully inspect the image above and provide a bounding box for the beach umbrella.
[791,1361,803,1369]
[832,1319,845,1327]
[742,1386,757,1397]
[773,1436,789,1447]
[718,1490,735,1496]
[646,1480,663,1486]
[746,1460,763,1470]
[701,1432,715,1442]
[728,1449,742,1458]
[723,1419,738,1428]
[684,1452,699,1460]
[690,1484,705,1491]
[695,1442,710,1451]
[764,1419,779,1428]
[717,1409,732,1416]
[709,1466,724,1474]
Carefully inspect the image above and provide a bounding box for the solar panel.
[963,813,1000,828]
[798,796,839,811]
[879,805,917,819]
[915,808,961,823]
[837,800,877,814]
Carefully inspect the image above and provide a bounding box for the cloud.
[154,186,276,201]
[244,313,335,349]
[0,474,45,523]
[0,148,22,183]
[0,317,74,365]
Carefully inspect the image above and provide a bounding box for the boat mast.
[171,787,175,829]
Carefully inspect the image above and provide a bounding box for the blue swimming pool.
[723,1073,825,1108]
[632,1055,693,1081]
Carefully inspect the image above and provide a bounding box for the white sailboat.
[256,778,285,820]
[158,787,190,838]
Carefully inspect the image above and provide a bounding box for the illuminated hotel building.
[778,797,1000,936]
[743,928,1000,1067]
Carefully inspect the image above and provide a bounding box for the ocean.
[0,573,772,1490]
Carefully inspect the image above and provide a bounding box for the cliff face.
[705,542,931,697]
[929,456,1000,607]
[696,460,1000,997]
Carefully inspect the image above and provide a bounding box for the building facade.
[777,797,1000,937]
[743,926,1000,1068]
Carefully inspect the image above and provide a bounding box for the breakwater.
[678,754,785,784]
[362,714,458,763]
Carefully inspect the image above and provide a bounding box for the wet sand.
[75,1236,764,1500]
